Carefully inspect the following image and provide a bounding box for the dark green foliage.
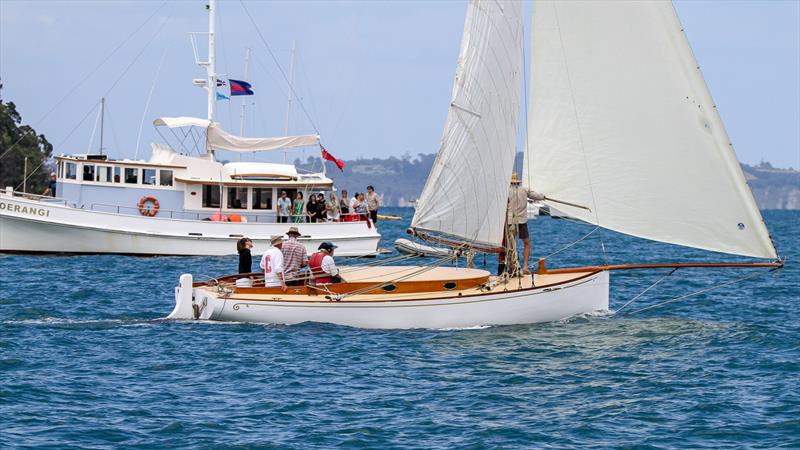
[0,89,53,193]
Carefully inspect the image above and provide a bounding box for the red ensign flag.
[320,145,345,171]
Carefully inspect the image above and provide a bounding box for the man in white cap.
[502,171,545,275]
[260,235,287,291]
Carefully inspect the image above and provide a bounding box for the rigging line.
[623,268,776,316]
[336,254,459,299]
[104,103,122,154]
[135,45,170,160]
[0,0,169,162]
[238,0,321,134]
[615,268,678,314]
[15,100,102,190]
[542,225,600,261]
[101,6,174,99]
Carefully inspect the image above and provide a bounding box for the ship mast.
[206,0,217,124]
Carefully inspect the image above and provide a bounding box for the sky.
[0,0,798,169]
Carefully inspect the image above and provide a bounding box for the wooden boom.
[536,258,784,275]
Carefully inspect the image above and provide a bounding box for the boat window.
[159,170,173,186]
[227,187,248,209]
[57,161,63,178]
[142,168,157,185]
[124,168,139,184]
[95,166,113,183]
[252,188,273,210]
[202,184,221,208]
[113,166,121,183]
[65,162,77,180]
[83,164,95,181]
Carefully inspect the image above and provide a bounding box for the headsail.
[411,0,524,247]
[524,0,777,259]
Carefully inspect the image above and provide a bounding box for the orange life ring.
[137,196,160,217]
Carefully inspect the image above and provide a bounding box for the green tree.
[0,87,53,193]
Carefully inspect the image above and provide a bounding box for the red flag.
[320,145,345,171]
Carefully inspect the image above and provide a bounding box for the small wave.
[0,317,158,327]
[436,325,493,331]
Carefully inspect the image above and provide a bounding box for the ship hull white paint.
[169,271,610,329]
[0,194,380,256]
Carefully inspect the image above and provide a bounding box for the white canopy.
[153,117,320,153]
[411,0,524,247]
[524,0,777,259]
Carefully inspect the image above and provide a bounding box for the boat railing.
[89,202,282,223]
[3,189,69,206]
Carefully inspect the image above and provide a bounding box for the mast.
[99,97,105,155]
[206,0,217,124]
[239,47,251,137]
[283,40,296,164]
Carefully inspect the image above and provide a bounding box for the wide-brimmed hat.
[510,171,521,184]
[270,235,284,246]
[286,226,301,236]
[318,241,338,252]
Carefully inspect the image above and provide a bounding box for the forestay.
[153,117,320,152]
[412,0,523,247]
[524,0,777,259]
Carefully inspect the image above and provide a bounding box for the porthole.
[382,284,397,292]
[443,281,457,290]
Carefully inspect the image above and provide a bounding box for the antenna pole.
[283,40,296,164]
[99,97,105,155]
[239,47,251,137]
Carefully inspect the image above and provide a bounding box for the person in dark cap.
[309,241,343,284]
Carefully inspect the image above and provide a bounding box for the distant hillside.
[296,154,800,210]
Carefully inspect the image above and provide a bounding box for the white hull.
[0,194,380,256]
[169,271,609,329]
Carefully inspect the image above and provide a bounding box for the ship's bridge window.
[252,188,273,210]
[65,162,77,180]
[143,168,157,185]
[159,170,173,187]
[202,184,221,208]
[83,164,95,181]
[96,166,113,183]
[227,187,248,209]
[124,168,139,184]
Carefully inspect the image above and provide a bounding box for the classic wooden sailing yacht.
[168,0,782,329]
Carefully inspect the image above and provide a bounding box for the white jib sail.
[524,0,777,259]
[411,0,523,247]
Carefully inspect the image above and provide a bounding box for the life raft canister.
[137,196,160,217]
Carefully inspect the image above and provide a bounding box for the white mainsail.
[524,0,777,259]
[412,0,523,247]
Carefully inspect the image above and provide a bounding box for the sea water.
[1,209,798,448]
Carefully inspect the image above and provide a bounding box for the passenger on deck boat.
[306,194,318,223]
[355,193,368,220]
[316,193,325,222]
[326,193,341,222]
[282,227,308,286]
[339,190,350,217]
[366,185,380,225]
[42,172,57,197]
[237,237,254,274]
[310,241,343,284]
[277,190,292,223]
[292,192,304,223]
[500,171,546,275]
[350,192,360,213]
[260,235,287,291]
